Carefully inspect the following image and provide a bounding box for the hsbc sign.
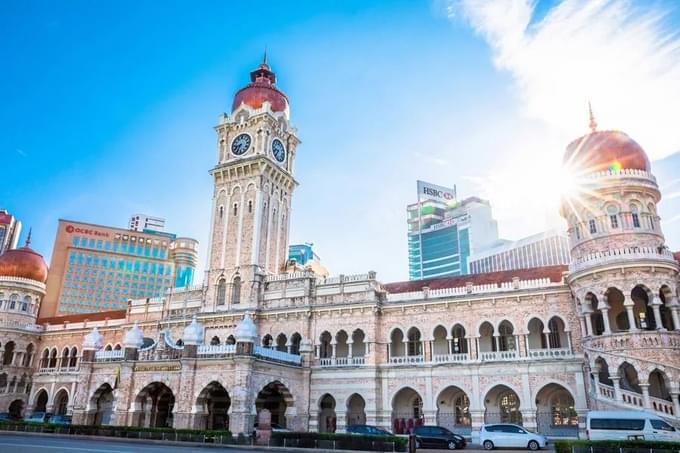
[417,180,457,204]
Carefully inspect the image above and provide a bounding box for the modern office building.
[170,237,199,288]
[407,195,499,280]
[468,229,570,274]
[129,214,165,232]
[288,243,329,277]
[40,219,198,316]
[0,209,22,255]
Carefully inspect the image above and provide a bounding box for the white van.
[587,410,680,442]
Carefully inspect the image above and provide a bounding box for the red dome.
[564,130,651,173]
[0,246,48,283]
[231,61,289,116]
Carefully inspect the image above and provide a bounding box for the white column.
[651,296,665,331]
[598,296,612,334]
[566,331,573,353]
[234,190,246,267]
[250,189,264,265]
[640,384,651,409]
[671,392,680,417]
[584,313,594,337]
[610,376,622,401]
[669,300,680,331]
[446,336,452,355]
[347,340,353,359]
[624,296,638,331]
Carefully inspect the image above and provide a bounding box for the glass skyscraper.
[408,197,499,280]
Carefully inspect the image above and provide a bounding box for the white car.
[480,423,547,450]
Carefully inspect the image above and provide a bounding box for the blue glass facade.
[409,223,471,280]
[58,232,175,314]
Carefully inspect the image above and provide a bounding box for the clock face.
[231,133,251,156]
[271,138,286,163]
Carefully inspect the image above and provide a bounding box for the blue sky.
[3,1,680,282]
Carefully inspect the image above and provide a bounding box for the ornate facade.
[0,60,678,438]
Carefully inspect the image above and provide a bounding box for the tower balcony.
[570,246,677,273]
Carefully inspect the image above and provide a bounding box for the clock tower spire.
[205,58,300,311]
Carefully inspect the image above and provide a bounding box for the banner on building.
[417,180,457,204]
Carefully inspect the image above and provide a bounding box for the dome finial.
[263,46,268,65]
[588,101,598,132]
[25,228,32,247]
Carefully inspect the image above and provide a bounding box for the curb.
[0,430,381,453]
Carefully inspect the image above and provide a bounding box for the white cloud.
[451,0,680,159]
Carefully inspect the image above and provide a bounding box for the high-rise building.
[288,243,329,276]
[40,219,198,316]
[170,237,199,288]
[129,214,165,232]
[0,209,22,255]
[407,192,499,280]
[467,230,570,274]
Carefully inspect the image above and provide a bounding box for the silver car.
[479,424,547,450]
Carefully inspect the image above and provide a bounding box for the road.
[0,433,261,453]
[0,433,554,453]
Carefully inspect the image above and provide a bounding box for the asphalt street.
[0,433,261,453]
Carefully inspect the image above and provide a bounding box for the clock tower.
[205,57,300,311]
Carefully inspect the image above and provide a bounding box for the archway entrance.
[135,382,175,428]
[34,389,48,414]
[256,381,291,428]
[8,400,24,419]
[535,383,577,436]
[54,389,69,415]
[90,384,114,426]
[346,394,366,426]
[319,394,336,433]
[484,385,522,425]
[436,386,471,435]
[196,382,231,430]
[391,387,423,434]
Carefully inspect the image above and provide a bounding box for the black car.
[346,424,393,436]
[414,425,466,450]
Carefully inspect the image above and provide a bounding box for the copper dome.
[564,130,651,173]
[231,61,289,116]
[0,246,48,283]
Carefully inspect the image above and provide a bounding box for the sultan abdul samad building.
[0,58,679,438]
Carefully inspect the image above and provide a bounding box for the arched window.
[9,294,17,310]
[233,203,238,217]
[232,277,241,305]
[69,347,78,368]
[606,205,619,229]
[588,218,597,234]
[575,225,581,240]
[216,279,226,306]
[210,336,220,346]
[248,200,253,213]
[218,206,224,219]
[631,205,641,228]
[22,295,31,312]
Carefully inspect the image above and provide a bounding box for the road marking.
[0,441,143,452]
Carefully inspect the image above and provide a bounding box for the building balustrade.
[433,353,470,363]
[595,382,677,418]
[36,365,80,375]
[389,355,425,365]
[318,356,366,367]
[570,246,676,273]
[479,350,518,361]
[94,350,124,362]
[526,347,573,359]
[196,344,235,357]
[584,330,680,353]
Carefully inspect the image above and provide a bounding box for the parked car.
[414,425,467,450]
[24,412,50,423]
[346,424,393,436]
[587,410,680,442]
[479,424,546,450]
[50,415,72,426]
